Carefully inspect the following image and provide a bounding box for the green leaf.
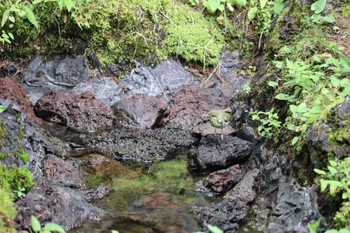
[340,78,350,87]
[247,6,257,21]
[328,180,342,195]
[268,81,278,88]
[329,160,337,167]
[32,0,44,4]
[320,179,327,192]
[307,219,320,233]
[0,105,5,113]
[203,0,221,13]
[275,93,290,100]
[339,53,350,72]
[43,223,66,233]
[64,0,75,12]
[291,136,299,145]
[233,0,247,7]
[56,0,64,11]
[325,230,339,233]
[339,229,350,233]
[1,9,10,27]
[259,0,268,8]
[330,76,340,87]
[31,216,42,232]
[111,231,120,233]
[327,166,337,175]
[314,168,327,175]
[207,224,224,233]
[273,0,285,15]
[323,14,335,23]
[311,0,327,14]
[23,6,38,28]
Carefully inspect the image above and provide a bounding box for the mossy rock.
[0,189,16,233]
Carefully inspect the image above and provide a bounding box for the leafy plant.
[273,53,350,145]
[307,219,321,233]
[1,1,39,29]
[30,215,66,233]
[251,108,281,138]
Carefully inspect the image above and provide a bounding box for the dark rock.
[117,60,198,102]
[73,78,120,107]
[0,77,35,118]
[337,96,350,121]
[43,154,84,188]
[266,179,323,232]
[201,164,244,193]
[218,51,242,81]
[85,127,197,163]
[83,186,110,202]
[166,85,228,130]
[188,136,253,173]
[112,93,169,130]
[23,55,88,104]
[34,91,115,133]
[15,186,105,231]
[195,169,259,233]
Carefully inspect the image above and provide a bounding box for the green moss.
[0,120,7,139]
[161,6,224,66]
[18,125,25,139]
[16,148,29,164]
[0,164,34,195]
[341,4,350,17]
[334,201,350,228]
[0,189,16,233]
[0,152,5,159]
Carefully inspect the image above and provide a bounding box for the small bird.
[208,108,231,140]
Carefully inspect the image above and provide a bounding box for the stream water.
[72,157,208,233]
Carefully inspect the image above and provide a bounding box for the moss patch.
[0,189,16,233]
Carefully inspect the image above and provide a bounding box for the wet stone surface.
[34,91,115,134]
[112,93,169,130]
[15,186,105,231]
[188,135,253,173]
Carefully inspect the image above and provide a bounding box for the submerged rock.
[188,135,253,173]
[34,91,115,133]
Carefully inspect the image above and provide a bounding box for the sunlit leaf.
[260,0,268,8]
[247,7,257,21]
[273,0,285,15]
[1,9,10,27]
[31,216,42,232]
[311,0,327,14]
[43,223,66,233]
[314,169,327,175]
[23,6,39,28]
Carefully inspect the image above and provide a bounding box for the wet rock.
[201,164,244,194]
[166,85,228,130]
[34,91,115,133]
[112,94,169,130]
[43,154,84,188]
[337,96,350,121]
[195,169,259,233]
[0,77,35,117]
[83,186,110,202]
[117,60,198,102]
[73,78,120,107]
[15,186,105,231]
[192,122,236,138]
[188,136,253,173]
[23,55,88,104]
[85,127,197,163]
[266,179,323,232]
[218,50,242,81]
